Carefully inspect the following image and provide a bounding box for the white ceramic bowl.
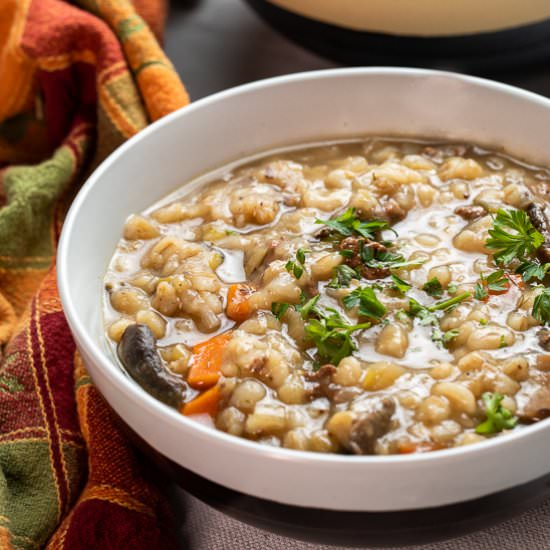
[58,68,550,512]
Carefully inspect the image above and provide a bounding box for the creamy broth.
[104,138,550,455]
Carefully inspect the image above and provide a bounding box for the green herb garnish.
[407,292,471,346]
[474,270,508,301]
[359,245,425,271]
[316,208,392,240]
[431,327,459,346]
[327,264,360,289]
[390,274,412,294]
[295,294,321,319]
[486,208,544,265]
[271,302,290,320]
[475,392,518,434]
[422,277,443,298]
[304,311,371,366]
[516,260,550,283]
[532,287,550,325]
[343,286,387,320]
[285,247,310,279]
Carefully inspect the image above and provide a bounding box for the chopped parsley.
[447,283,458,294]
[327,264,360,289]
[486,208,544,265]
[475,392,518,434]
[390,274,412,294]
[295,294,321,319]
[285,247,310,279]
[422,277,443,298]
[343,286,387,321]
[271,302,290,320]
[515,260,550,283]
[474,270,508,301]
[532,287,550,325]
[316,208,392,240]
[304,311,371,366]
[359,245,425,271]
[432,327,459,347]
[407,292,471,346]
[271,293,370,365]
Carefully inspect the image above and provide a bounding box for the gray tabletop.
[164,1,550,548]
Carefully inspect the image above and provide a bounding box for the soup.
[104,138,550,455]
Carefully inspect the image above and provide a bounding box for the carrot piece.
[487,278,511,296]
[506,273,526,291]
[398,441,442,454]
[187,331,232,389]
[182,386,221,417]
[226,283,254,323]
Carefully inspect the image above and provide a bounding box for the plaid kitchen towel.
[0,0,189,547]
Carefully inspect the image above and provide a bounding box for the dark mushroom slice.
[518,386,550,423]
[118,324,185,408]
[538,329,550,351]
[347,397,396,455]
[454,205,487,221]
[526,202,550,263]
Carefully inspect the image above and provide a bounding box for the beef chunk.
[347,397,396,455]
[339,237,390,280]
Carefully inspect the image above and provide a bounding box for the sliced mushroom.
[519,386,550,423]
[538,329,550,351]
[454,205,486,221]
[118,324,185,408]
[348,397,396,455]
[526,203,550,263]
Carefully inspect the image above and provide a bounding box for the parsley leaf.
[516,260,550,283]
[422,277,443,298]
[305,317,370,366]
[475,270,508,301]
[285,247,310,279]
[303,307,371,365]
[343,286,387,320]
[271,302,290,320]
[407,293,471,346]
[475,392,518,434]
[327,264,360,289]
[486,208,544,265]
[486,270,508,292]
[316,208,392,240]
[431,327,459,346]
[532,287,550,325]
[390,274,411,294]
[295,294,321,319]
[359,245,425,270]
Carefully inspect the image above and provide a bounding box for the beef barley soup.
[104,138,550,455]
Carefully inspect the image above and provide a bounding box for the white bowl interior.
[59,68,550,511]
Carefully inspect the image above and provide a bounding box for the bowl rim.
[58,66,550,467]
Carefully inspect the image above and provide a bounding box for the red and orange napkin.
[0,0,188,547]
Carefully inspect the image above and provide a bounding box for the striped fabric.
[0,0,188,547]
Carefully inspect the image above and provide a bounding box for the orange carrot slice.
[182,386,221,417]
[187,331,232,389]
[226,283,254,323]
[398,441,442,454]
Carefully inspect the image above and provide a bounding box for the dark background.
[165,0,550,101]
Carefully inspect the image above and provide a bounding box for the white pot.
[268,0,550,37]
[58,68,550,512]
